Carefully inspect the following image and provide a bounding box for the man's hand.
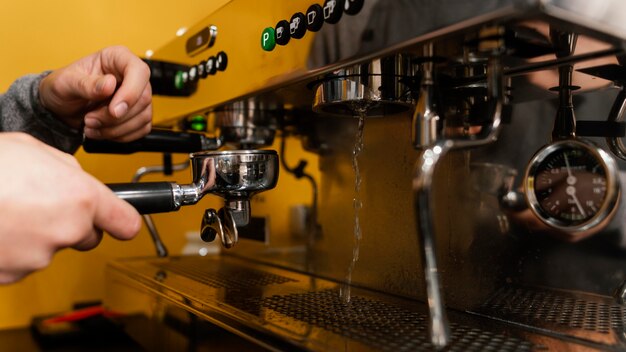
[0,133,142,283]
[39,46,152,142]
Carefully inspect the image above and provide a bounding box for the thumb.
[92,180,142,241]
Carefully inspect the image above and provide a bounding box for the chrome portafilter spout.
[108,150,279,249]
[412,37,505,348]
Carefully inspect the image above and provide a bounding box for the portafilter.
[107,150,279,248]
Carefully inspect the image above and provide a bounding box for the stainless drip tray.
[105,255,619,351]
[472,286,626,347]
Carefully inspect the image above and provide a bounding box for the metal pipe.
[412,52,504,348]
[131,161,190,257]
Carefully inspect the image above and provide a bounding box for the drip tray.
[471,285,626,347]
[105,255,622,351]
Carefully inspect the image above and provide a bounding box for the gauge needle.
[563,154,586,217]
[563,154,576,184]
[566,186,587,217]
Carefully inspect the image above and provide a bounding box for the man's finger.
[91,180,142,241]
[71,228,104,251]
[101,47,151,119]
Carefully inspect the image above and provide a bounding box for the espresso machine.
[94,0,626,350]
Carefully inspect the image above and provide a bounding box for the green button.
[174,71,184,90]
[189,115,207,131]
[261,27,276,51]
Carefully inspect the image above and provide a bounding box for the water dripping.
[340,105,367,304]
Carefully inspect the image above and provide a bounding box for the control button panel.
[145,59,197,97]
[168,50,229,94]
[323,0,343,24]
[186,25,218,57]
[261,0,363,51]
[206,56,217,75]
[290,12,307,39]
[306,4,324,32]
[275,20,291,46]
[261,27,277,51]
[216,51,228,71]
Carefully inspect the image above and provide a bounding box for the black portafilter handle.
[108,182,178,214]
[83,129,207,154]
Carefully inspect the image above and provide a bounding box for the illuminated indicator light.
[190,115,207,131]
[174,71,184,90]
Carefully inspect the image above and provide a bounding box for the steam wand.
[412,37,505,348]
[132,155,189,257]
[280,134,320,242]
[131,154,190,257]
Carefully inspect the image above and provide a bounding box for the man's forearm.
[0,73,82,154]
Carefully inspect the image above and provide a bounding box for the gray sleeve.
[0,72,82,154]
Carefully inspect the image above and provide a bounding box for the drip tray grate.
[476,286,626,344]
[110,257,615,351]
[245,290,541,352]
[151,257,297,289]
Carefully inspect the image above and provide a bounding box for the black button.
[344,0,364,15]
[206,56,217,75]
[323,0,344,24]
[289,12,307,39]
[275,20,290,46]
[216,51,228,71]
[198,61,208,78]
[306,4,324,32]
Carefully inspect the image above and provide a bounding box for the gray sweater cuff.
[0,72,83,154]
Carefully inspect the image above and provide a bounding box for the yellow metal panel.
[151,0,323,123]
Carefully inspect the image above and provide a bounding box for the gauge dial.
[525,139,620,232]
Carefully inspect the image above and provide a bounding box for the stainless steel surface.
[167,150,279,208]
[183,150,278,247]
[312,55,414,117]
[216,99,280,148]
[473,285,626,347]
[412,43,439,149]
[607,88,626,160]
[616,280,626,305]
[105,255,621,351]
[189,150,278,201]
[550,29,578,140]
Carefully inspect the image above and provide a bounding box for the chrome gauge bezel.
[524,139,620,233]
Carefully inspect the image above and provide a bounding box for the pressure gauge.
[524,139,620,233]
